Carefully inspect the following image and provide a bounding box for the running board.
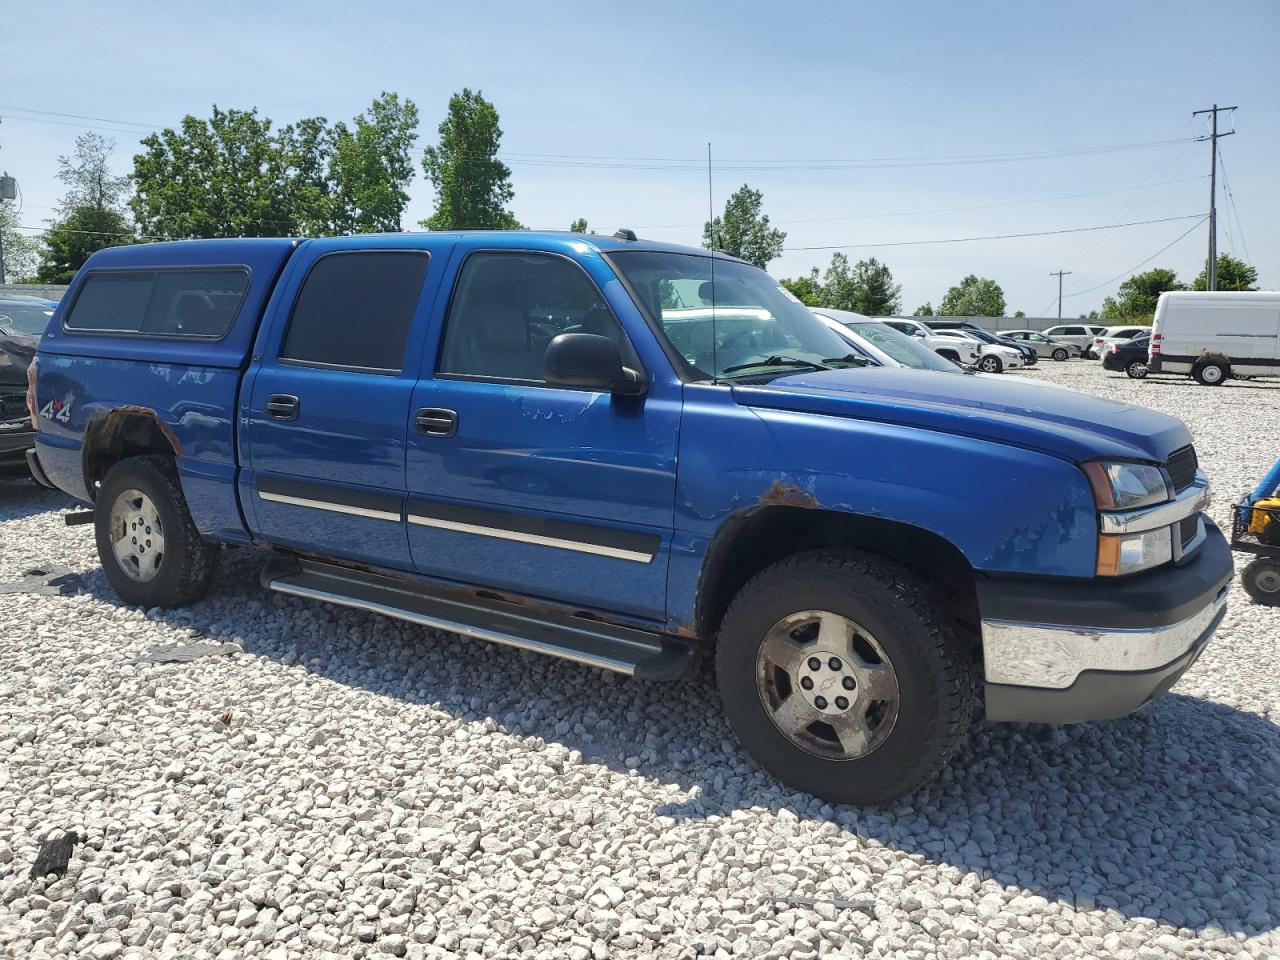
[262,555,696,681]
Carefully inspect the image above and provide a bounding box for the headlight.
[1081,460,1170,511]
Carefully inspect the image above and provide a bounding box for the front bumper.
[979,519,1232,723]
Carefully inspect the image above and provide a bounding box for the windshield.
[608,251,855,380]
[847,322,961,373]
[961,327,1001,344]
[0,302,56,337]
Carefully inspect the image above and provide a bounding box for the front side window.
[439,251,634,383]
[65,268,249,338]
[280,252,429,373]
[608,251,854,380]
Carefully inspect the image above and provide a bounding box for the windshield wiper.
[822,353,871,367]
[722,355,831,375]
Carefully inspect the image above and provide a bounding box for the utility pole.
[1192,104,1236,291]
[1049,270,1071,318]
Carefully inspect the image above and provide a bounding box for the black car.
[922,319,1038,366]
[0,297,57,474]
[1101,335,1152,379]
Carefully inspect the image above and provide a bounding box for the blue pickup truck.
[26,231,1231,804]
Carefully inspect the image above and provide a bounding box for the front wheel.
[1052,347,1069,362]
[1243,558,1280,606]
[715,551,975,805]
[95,455,220,607]
[1126,359,1150,379]
[978,355,1003,374]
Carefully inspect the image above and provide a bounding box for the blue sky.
[3,0,1276,314]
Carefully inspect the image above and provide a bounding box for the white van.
[1150,291,1280,385]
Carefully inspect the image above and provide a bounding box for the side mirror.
[544,333,647,398]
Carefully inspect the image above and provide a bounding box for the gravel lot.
[2,361,1278,960]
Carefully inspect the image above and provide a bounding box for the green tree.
[0,199,40,283]
[913,302,934,316]
[820,254,901,314]
[569,217,588,233]
[37,133,134,283]
[329,92,419,233]
[780,267,823,306]
[702,184,785,268]
[421,88,520,230]
[940,275,1006,317]
[1193,254,1258,292]
[1013,310,1026,318]
[1100,267,1183,320]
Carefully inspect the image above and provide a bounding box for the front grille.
[1179,514,1199,548]
[1166,444,1198,493]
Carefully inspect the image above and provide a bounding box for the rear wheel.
[1052,347,1069,362]
[1242,558,1280,606]
[95,455,220,607]
[1126,358,1150,379]
[715,550,975,805]
[978,355,1003,374]
[1193,360,1228,386]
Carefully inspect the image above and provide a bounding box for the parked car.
[812,310,966,374]
[1089,325,1149,359]
[881,317,981,366]
[929,329,1025,373]
[0,297,57,474]
[998,329,1080,361]
[1043,323,1108,357]
[1149,291,1280,386]
[1102,335,1152,379]
[921,320,1038,367]
[29,232,1229,805]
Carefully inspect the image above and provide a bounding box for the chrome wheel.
[1127,361,1149,379]
[108,488,165,582]
[755,610,900,760]
[978,356,1001,373]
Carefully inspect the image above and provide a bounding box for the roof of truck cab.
[81,232,746,265]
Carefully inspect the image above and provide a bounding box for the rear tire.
[1052,347,1069,362]
[715,550,975,806]
[1193,360,1228,386]
[95,455,219,608]
[1242,558,1280,606]
[1126,359,1149,379]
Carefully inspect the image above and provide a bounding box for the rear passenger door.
[242,240,454,570]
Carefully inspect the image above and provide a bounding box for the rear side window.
[280,252,430,373]
[66,268,249,338]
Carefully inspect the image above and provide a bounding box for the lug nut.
[800,676,814,691]
[807,657,821,671]
[814,696,827,710]
[842,676,855,690]
[828,657,842,671]
[835,696,849,710]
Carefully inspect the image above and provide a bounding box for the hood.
[729,367,1190,463]
[0,334,37,393]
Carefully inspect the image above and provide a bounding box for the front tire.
[1243,558,1280,606]
[715,550,975,805]
[1126,358,1149,379]
[978,355,1003,374]
[1052,347,1069,362]
[95,455,220,607]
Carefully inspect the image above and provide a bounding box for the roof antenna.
[707,141,718,383]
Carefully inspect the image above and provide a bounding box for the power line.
[1061,217,1208,299]
[782,214,1204,252]
[1216,148,1251,267]
[0,105,160,131]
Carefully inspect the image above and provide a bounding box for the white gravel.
[1,361,1278,960]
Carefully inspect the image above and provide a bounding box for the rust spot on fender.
[90,406,183,457]
[758,479,819,509]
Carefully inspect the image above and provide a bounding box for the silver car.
[1041,323,1108,356]
[998,329,1081,361]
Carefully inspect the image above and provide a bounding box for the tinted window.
[281,252,429,372]
[66,269,249,337]
[439,252,633,382]
[0,301,57,336]
[1063,326,1087,335]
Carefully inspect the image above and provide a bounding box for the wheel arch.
[82,407,181,500]
[694,505,981,645]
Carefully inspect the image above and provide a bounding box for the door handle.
[265,395,299,421]
[415,407,458,437]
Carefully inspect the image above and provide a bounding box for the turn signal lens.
[25,356,38,425]
[1096,527,1173,576]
